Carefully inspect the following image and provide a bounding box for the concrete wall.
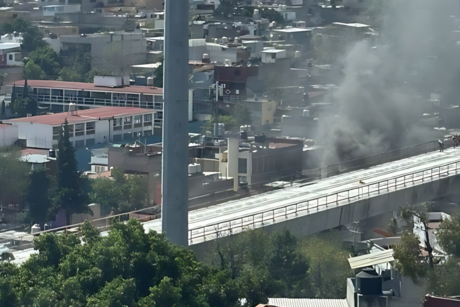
[3,122,53,149]
[0,124,18,146]
[189,172,460,260]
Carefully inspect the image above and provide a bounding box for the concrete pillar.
[227,138,239,191]
[161,0,190,247]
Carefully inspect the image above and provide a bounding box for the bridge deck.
[118,148,460,244]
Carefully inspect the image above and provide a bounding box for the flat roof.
[348,249,394,269]
[273,27,313,33]
[10,80,163,95]
[332,22,370,28]
[6,107,154,126]
[262,49,286,53]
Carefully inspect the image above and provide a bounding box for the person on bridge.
[438,139,444,152]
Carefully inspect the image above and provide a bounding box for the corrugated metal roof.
[348,249,394,269]
[267,298,348,307]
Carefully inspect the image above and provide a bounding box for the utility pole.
[161,0,190,246]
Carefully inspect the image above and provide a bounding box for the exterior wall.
[0,10,31,22]
[6,52,23,66]
[0,124,18,146]
[43,5,81,16]
[2,122,53,149]
[39,25,79,36]
[260,100,278,126]
[60,33,147,74]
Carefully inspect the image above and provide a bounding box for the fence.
[188,159,460,244]
[302,140,447,180]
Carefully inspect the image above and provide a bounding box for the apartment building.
[9,79,164,127]
[3,106,155,149]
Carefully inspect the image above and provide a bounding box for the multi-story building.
[60,32,147,74]
[8,79,164,127]
[3,106,156,149]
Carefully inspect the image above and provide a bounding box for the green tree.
[211,228,310,303]
[23,60,45,80]
[1,100,5,116]
[90,168,149,213]
[301,231,352,298]
[437,214,460,258]
[0,219,240,306]
[233,103,251,126]
[55,119,92,224]
[26,46,60,78]
[24,169,55,228]
[58,67,82,82]
[4,18,48,52]
[0,72,8,88]
[0,146,30,205]
[154,58,163,88]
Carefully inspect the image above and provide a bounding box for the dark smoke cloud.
[315,0,460,165]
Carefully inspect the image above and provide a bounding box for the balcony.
[30,94,156,109]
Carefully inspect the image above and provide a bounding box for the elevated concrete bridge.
[139,147,460,253]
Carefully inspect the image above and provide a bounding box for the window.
[124,116,132,126]
[86,122,95,135]
[75,123,84,136]
[53,126,61,140]
[154,95,164,102]
[134,115,142,124]
[271,53,276,59]
[144,114,152,122]
[239,176,247,184]
[238,158,247,173]
[8,54,13,61]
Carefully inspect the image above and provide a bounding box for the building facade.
[9,80,164,127]
[3,107,156,149]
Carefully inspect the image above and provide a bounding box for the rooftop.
[332,22,370,28]
[264,298,348,307]
[10,80,163,95]
[272,28,313,33]
[6,107,153,126]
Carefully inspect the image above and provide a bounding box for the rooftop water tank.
[356,268,382,296]
[31,224,41,234]
[188,164,197,174]
[221,36,228,44]
[303,109,310,117]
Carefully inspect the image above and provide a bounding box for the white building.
[0,42,23,67]
[43,5,81,16]
[0,123,18,146]
[3,106,156,149]
[9,79,164,127]
[261,49,287,64]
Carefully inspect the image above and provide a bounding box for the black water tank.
[356,268,382,295]
[241,131,248,140]
[254,133,266,143]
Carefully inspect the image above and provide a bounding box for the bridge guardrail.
[302,140,453,180]
[189,159,460,244]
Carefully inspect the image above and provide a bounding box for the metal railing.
[188,159,460,244]
[30,94,156,109]
[303,140,448,180]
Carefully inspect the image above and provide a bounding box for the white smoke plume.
[315,0,460,165]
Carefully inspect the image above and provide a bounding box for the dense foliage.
[0,146,30,206]
[90,167,149,214]
[393,204,460,295]
[0,18,47,52]
[0,223,352,306]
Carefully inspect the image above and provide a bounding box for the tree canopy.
[0,223,353,306]
[90,168,149,214]
[55,119,92,224]
[0,146,30,206]
[0,18,47,52]
[393,204,460,295]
